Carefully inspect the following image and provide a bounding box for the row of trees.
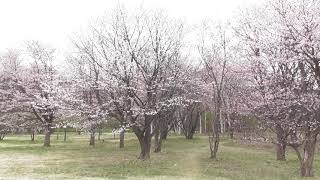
[1,0,320,177]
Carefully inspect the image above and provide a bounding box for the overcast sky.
[0,0,262,57]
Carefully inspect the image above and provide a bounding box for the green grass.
[0,133,319,179]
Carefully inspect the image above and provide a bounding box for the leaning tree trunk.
[119,129,125,148]
[89,131,95,146]
[275,125,287,161]
[300,133,317,177]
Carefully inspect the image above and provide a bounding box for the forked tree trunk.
[136,125,152,160]
[183,114,198,139]
[119,129,125,148]
[89,131,95,146]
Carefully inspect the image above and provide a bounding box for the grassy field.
[0,132,319,180]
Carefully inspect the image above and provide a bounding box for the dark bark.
[119,130,125,148]
[161,128,168,140]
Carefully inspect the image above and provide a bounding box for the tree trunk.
[230,129,234,139]
[154,137,162,153]
[186,130,194,139]
[44,129,51,147]
[204,112,207,134]
[300,133,317,177]
[275,125,287,161]
[64,128,67,142]
[138,135,151,160]
[276,143,286,161]
[199,113,202,134]
[209,111,220,159]
[98,127,101,141]
[89,131,95,146]
[136,125,152,160]
[31,131,35,142]
[183,112,199,139]
[209,126,220,159]
[161,128,168,140]
[154,129,162,153]
[0,133,5,140]
[119,129,125,148]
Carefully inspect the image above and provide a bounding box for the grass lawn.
[0,132,319,179]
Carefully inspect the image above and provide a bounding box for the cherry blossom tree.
[71,8,186,160]
[198,22,236,159]
[236,0,320,176]
[22,41,61,147]
[62,52,109,146]
[0,49,28,140]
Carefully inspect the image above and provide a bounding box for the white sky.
[0,0,262,58]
